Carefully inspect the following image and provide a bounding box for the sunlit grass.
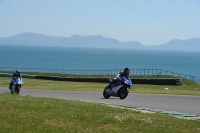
[0,94,199,133]
[0,77,200,95]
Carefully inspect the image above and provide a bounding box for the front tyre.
[103,86,110,99]
[119,88,129,99]
[15,86,21,94]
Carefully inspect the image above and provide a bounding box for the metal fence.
[0,67,197,82]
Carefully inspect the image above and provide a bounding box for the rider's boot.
[9,83,12,90]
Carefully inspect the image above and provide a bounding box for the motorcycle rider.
[108,68,130,88]
[9,70,22,87]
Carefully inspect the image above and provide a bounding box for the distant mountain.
[146,38,200,51]
[0,32,143,49]
[0,32,200,51]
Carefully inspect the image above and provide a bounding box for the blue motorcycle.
[9,77,23,94]
[103,76,132,99]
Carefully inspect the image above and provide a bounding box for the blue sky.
[0,0,200,45]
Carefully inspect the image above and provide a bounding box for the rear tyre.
[119,88,128,99]
[103,86,110,99]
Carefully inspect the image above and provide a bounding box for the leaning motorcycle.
[103,76,132,99]
[9,77,23,94]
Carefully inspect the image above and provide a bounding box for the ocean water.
[0,45,200,82]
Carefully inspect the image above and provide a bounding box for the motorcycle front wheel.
[103,86,110,99]
[14,86,21,94]
[119,88,129,99]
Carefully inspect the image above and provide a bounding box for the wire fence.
[0,67,197,83]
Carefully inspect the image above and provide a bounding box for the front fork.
[121,86,130,93]
[121,86,128,91]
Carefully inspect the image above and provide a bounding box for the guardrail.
[0,67,196,82]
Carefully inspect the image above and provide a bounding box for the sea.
[0,44,200,82]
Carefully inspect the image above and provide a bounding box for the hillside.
[0,32,200,51]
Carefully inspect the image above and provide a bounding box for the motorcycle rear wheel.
[103,86,110,99]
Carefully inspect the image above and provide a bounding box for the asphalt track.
[0,87,200,117]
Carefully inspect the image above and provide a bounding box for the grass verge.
[0,94,199,133]
[0,77,200,95]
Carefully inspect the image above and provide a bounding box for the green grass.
[132,78,200,95]
[0,94,199,133]
[1,77,200,95]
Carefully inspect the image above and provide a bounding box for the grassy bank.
[0,77,200,95]
[0,94,199,133]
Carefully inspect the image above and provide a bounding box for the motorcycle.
[9,77,23,94]
[103,76,132,99]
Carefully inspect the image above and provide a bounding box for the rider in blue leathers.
[108,68,130,87]
[9,70,22,87]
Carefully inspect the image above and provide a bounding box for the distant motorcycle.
[103,76,132,99]
[9,77,23,94]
